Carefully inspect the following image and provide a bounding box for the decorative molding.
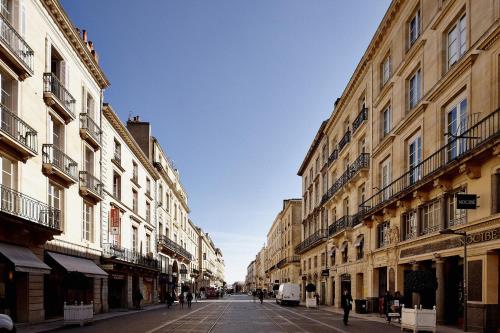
[430,0,456,30]
[477,23,500,51]
[374,82,394,108]
[395,38,427,77]
[394,101,429,135]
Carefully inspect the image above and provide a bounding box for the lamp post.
[439,228,467,332]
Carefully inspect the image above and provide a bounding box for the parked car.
[276,283,300,306]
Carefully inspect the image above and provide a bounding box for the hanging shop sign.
[456,193,477,209]
[321,269,330,277]
[110,207,120,235]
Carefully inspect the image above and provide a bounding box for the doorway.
[340,274,351,307]
[320,281,326,305]
[378,267,387,296]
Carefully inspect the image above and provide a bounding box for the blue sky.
[62,0,391,284]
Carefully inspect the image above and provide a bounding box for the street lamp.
[439,228,468,332]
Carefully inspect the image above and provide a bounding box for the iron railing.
[0,104,37,153]
[360,109,500,218]
[79,171,102,198]
[43,73,76,117]
[352,108,368,133]
[295,229,328,254]
[329,215,351,236]
[102,244,158,270]
[158,235,193,261]
[328,148,338,166]
[350,153,370,176]
[42,144,78,181]
[79,113,101,145]
[0,13,33,72]
[338,130,351,152]
[0,183,60,230]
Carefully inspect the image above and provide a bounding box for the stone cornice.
[103,104,160,180]
[297,120,328,176]
[41,0,110,89]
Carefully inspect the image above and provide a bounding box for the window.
[341,244,348,263]
[408,134,422,184]
[132,226,138,252]
[132,189,138,213]
[446,98,468,161]
[356,237,364,260]
[82,201,93,242]
[377,222,390,248]
[322,173,328,195]
[409,9,421,47]
[447,15,467,69]
[50,117,64,150]
[402,210,417,240]
[146,177,151,195]
[48,182,63,217]
[382,105,392,138]
[84,146,94,174]
[421,200,441,234]
[86,93,95,119]
[408,69,421,109]
[174,204,178,220]
[330,250,336,266]
[358,184,365,210]
[494,172,500,214]
[343,197,349,217]
[380,158,391,200]
[308,258,311,269]
[322,144,328,165]
[315,157,319,176]
[447,189,467,227]
[321,253,325,266]
[146,201,151,223]
[111,172,121,200]
[158,184,163,206]
[132,161,138,182]
[381,54,391,86]
[113,139,121,162]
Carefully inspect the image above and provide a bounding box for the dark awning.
[0,243,51,274]
[47,252,107,277]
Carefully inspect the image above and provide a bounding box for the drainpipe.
[99,88,104,249]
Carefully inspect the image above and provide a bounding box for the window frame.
[447,14,467,70]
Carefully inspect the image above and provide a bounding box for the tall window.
[322,144,328,165]
[1,157,14,209]
[158,184,163,206]
[382,105,392,138]
[84,146,94,174]
[358,184,365,210]
[48,182,63,224]
[146,201,151,223]
[421,200,441,234]
[447,15,467,69]
[146,233,151,254]
[402,211,417,240]
[447,189,467,227]
[408,134,422,184]
[82,201,93,242]
[51,117,64,150]
[408,9,421,47]
[381,54,391,87]
[408,69,421,109]
[113,139,121,162]
[132,226,138,252]
[377,222,390,248]
[446,98,468,161]
[112,172,121,199]
[132,189,138,213]
[86,93,95,119]
[343,197,349,217]
[341,243,348,263]
[381,158,392,200]
[132,161,138,182]
[322,172,328,195]
[330,250,336,266]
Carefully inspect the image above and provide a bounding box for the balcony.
[352,107,368,134]
[0,14,34,80]
[42,144,78,186]
[43,73,76,124]
[79,171,103,202]
[79,113,101,149]
[277,255,301,269]
[349,153,370,182]
[329,215,351,236]
[327,148,338,166]
[360,108,500,220]
[0,183,60,232]
[0,104,37,161]
[338,130,351,152]
[158,235,193,262]
[294,229,328,254]
[102,244,158,271]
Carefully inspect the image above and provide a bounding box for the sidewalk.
[16,304,167,333]
[303,304,467,333]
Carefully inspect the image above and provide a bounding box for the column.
[127,275,133,309]
[411,262,420,306]
[28,273,44,322]
[435,258,445,324]
[102,277,109,313]
[334,274,341,308]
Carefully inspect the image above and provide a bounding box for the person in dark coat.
[179,292,185,309]
[342,289,353,325]
[384,290,393,322]
[187,291,193,309]
[258,290,264,304]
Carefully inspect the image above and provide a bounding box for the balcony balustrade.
[329,215,351,236]
[43,73,76,123]
[0,13,33,79]
[0,183,60,231]
[79,113,101,149]
[360,108,500,219]
[352,107,368,134]
[79,171,103,202]
[158,235,193,261]
[102,243,158,270]
[338,130,351,152]
[0,104,37,160]
[42,144,78,185]
[294,229,328,254]
[327,148,338,166]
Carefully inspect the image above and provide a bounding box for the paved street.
[53,295,403,333]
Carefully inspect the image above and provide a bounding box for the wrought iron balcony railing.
[350,153,370,175]
[0,104,37,154]
[79,171,103,198]
[158,235,193,261]
[329,215,351,235]
[0,13,34,73]
[102,244,158,270]
[295,229,328,254]
[360,108,500,218]
[43,73,76,117]
[42,144,78,181]
[338,130,351,152]
[352,107,368,133]
[0,183,60,230]
[79,113,101,145]
[328,148,338,166]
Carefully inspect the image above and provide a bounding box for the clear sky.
[62,0,391,284]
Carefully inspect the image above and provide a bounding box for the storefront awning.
[0,243,51,274]
[47,252,108,277]
[339,241,348,252]
[354,234,364,247]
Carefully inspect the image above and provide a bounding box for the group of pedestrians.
[165,290,195,309]
[251,290,265,304]
[380,290,403,323]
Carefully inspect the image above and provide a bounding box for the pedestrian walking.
[179,292,185,309]
[166,292,173,308]
[314,292,320,309]
[258,290,264,304]
[133,289,143,310]
[384,290,393,323]
[342,288,353,325]
[187,291,193,309]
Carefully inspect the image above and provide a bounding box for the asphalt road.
[53,295,403,333]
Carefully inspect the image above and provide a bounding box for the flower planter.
[306,298,317,308]
[401,305,436,333]
[63,301,94,326]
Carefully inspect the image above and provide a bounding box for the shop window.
[420,200,441,234]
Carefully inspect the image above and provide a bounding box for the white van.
[276,283,300,306]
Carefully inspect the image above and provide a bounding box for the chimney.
[126,116,151,158]
[82,29,87,42]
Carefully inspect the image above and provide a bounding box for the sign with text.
[456,193,477,209]
[110,207,120,235]
[321,269,329,277]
